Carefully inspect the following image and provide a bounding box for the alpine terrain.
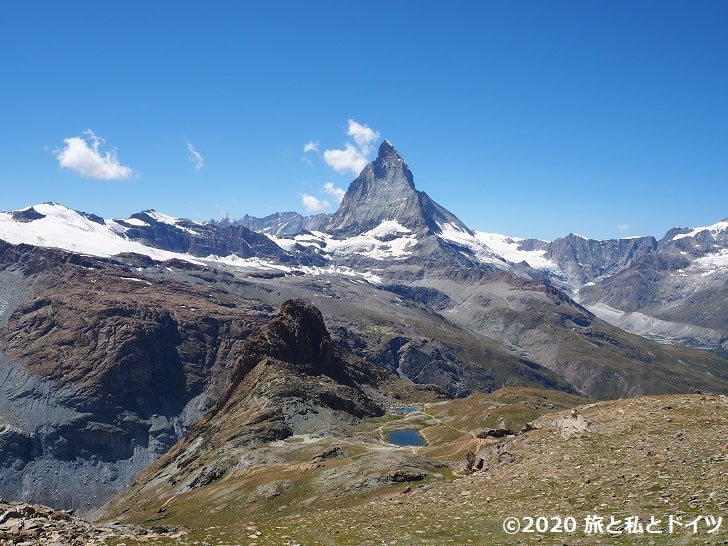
[0,140,726,543]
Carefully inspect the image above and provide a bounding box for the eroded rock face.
[211,298,392,425]
[0,245,270,513]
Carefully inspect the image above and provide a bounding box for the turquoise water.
[388,429,426,446]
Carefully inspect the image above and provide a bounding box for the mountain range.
[0,140,727,514]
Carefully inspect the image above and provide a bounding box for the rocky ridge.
[102,299,451,508]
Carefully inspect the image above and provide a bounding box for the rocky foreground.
[0,500,186,545]
[2,392,726,545]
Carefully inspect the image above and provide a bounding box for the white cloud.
[346,119,379,155]
[322,182,346,203]
[56,129,132,180]
[299,120,376,213]
[617,223,630,232]
[301,193,330,213]
[322,119,380,175]
[323,143,369,175]
[186,140,204,171]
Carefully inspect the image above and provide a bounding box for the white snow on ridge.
[203,253,294,273]
[0,206,426,285]
[142,210,201,235]
[273,220,418,261]
[436,223,471,246]
[693,248,728,270]
[0,203,203,264]
[672,220,728,241]
[144,210,189,226]
[115,217,148,228]
[473,231,557,271]
[270,231,324,252]
[210,251,382,283]
[436,223,509,268]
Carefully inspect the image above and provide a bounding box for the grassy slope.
[98,388,727,546]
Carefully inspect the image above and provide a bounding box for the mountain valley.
[0,140,727,544]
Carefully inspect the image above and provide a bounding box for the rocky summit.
[325,141,471,238]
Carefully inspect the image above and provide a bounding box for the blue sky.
[1,1,727,241]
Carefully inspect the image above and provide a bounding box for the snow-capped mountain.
[2,139,728,364]
[324,140,472,238]
[0,203,184,261]
[2,139,728,514]
[471,222,728,351]
[269,141,511,277]
[577,219,728,350]
[0,202,315,279]
[2,141,727,353]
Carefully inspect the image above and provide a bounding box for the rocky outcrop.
[102,299,443,509]
[0,499,185,545]
[209,298,391,426]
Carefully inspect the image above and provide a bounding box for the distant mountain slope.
[0,243,273,513]
[578,219,728,350]
[236,210,328,237]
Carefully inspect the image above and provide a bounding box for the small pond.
[395,406,421,414]
[388,429,426,446]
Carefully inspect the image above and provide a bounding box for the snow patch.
[693,249,728,270]
[0,203,203,264]
[117,217,148,227]
[474,231,557,271]
[365,219,411,239]
[672,220,728,241]
[274,221,419,261]
[435,225,510,269]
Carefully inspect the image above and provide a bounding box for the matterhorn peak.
[324,140,471,238]
[377,140,402,162]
